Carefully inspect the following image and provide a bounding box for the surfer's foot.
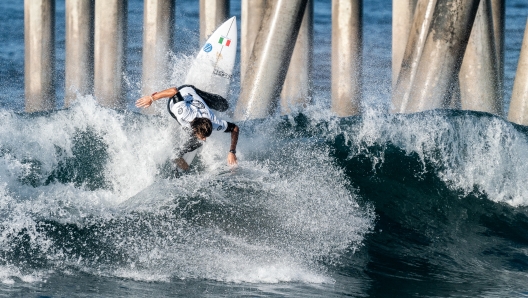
[174,158,190,171]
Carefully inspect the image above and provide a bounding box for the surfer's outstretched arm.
[135,87,179,108]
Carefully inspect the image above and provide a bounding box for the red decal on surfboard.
[218,36,231,47]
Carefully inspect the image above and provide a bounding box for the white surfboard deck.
[179,16,237,171]
[185,16,237,98]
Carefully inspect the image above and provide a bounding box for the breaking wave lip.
[0,99,376,285]
[309,106,528,207]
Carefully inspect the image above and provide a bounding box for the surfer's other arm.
[135,87,179,108]
[225,122,239,166]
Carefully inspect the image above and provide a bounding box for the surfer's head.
[191,117,213,140]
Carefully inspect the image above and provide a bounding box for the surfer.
[135,85,239,170]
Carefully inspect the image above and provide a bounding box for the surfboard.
[185,16,237,98]
[179,16,238,170]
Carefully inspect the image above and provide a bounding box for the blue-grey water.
[1,0,528,297]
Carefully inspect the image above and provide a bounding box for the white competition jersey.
[169,86,228,132]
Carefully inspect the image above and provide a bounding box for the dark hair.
[190,117,213,138]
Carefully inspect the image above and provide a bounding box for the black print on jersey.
[177,107,183,115]
[217,125,223,131]
[191,100,205,109]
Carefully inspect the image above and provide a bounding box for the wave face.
[325,108,528,297]
[1,100,528,296]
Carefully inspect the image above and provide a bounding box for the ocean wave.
[0,101,374,284]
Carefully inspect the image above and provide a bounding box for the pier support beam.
[24,0,55,112]
[331,0,362,117]
[459,0,501,115]
[65,0,94,107]
[392,0,417,88]
[142,0,174,113]
[392,0,437,113]
[395,0,480,113]
[241,0,266,85]
[234,0,308,120]
[491,0,505,104]
[280,0,313,114]
[508,18,528,125]
[200,0,229,44]
[94,0,127,109]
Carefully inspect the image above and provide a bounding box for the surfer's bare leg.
[174,157,190,171]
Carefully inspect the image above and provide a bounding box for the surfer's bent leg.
[178,135,203,157]
[174,133,203,171]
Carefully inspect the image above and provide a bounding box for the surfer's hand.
[135,95,153,108]
[227,152,237,166]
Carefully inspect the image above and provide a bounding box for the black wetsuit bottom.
[177,130,203,158]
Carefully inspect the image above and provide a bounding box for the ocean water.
[1,0,528,297]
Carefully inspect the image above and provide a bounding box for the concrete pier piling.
[280,0,313,114]
[397,0,480,113]
[234,0,308,120]
[392,0,417,88]
[94,0,127,109]
[491,0,505,103]
[459,0,501,115]
[241,0,267,85]
[24,0,55,112]
[392,0,437,113]
[142,0,174,113]
[331,0,362,117]
[508,18,528,125]
[21,0,517,122]
[65,0,94,108]
[200,0,229,44]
